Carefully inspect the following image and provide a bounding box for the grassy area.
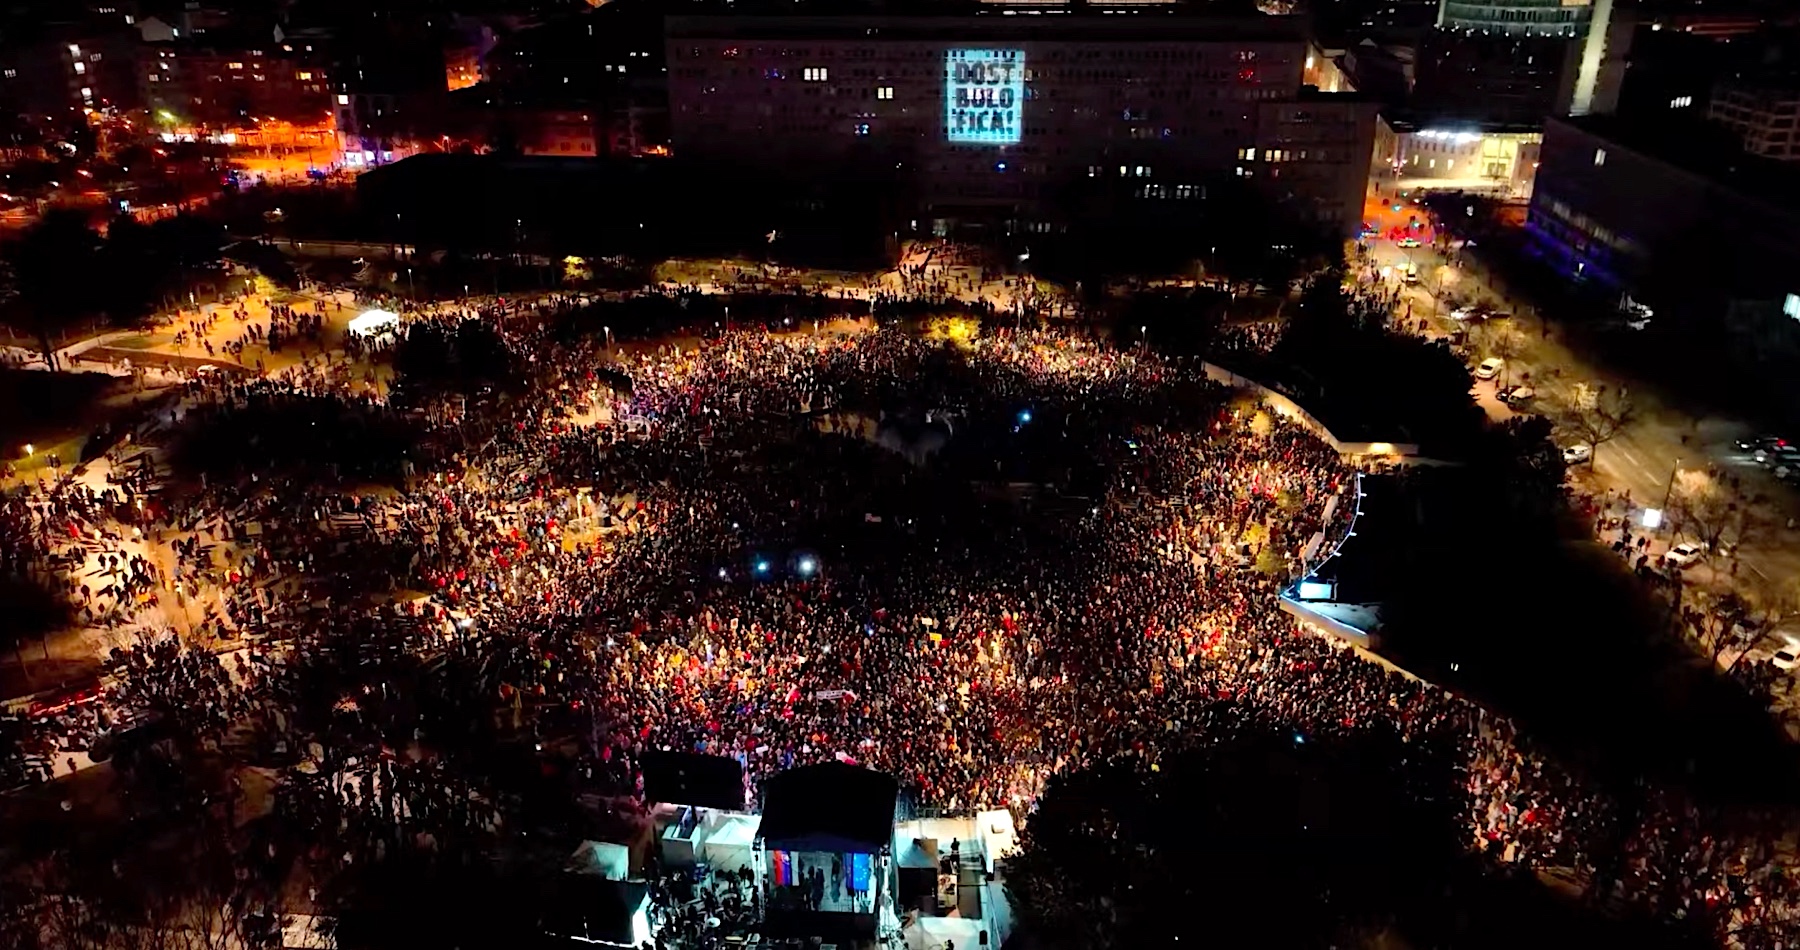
[106,332,168,351]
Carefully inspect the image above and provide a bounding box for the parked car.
[1450,306,1479,322]
[1662,541,1707,569]
[1497,385,1536,405]
[1740,434,1786,453]
[1772,643,1800,671]
[1398,237,1422,248]
[1562,443,1592,464]
[1474,357,1504,380]
[1756,445,1800,467]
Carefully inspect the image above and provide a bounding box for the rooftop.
[1552,112,1800,216]
[667,8,1308,43]
[757,762,899,854]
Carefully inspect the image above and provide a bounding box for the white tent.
[347,309,399,338]
[568,839,631,881]
[697,811,760,875]
[908,914,990,950]
[976,809,1019,873]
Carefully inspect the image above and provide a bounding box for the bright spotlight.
[797,556,818,577]
[755,560,771,575]
[1017,409,1032,424]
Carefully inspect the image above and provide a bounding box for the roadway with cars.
[1362,232,1800,607]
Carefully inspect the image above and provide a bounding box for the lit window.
[228,62,244,70]
[877,86,893,99]
[337,93,350,105]
[1593,148,1606,167]
[803,67,828,81]
[1785,293,1800,320]
[73,62,85,74]
[298,71,313,80]
[68,44,80,56]
[854,123,870,135]
[80,86,92,99]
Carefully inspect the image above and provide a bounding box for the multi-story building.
[664,12,1378,235]
[0,18,142,122]
[143,36,332,130]
[1709,78,1800,161]
[1437,0,1594,36]
[1526,113,1800,393]
[1417,0,1629,125]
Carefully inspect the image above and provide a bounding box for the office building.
[1526,114,1800,380]
[1416,0,1629,125]
[1710,78,1800,161]
[665,12,1378,236]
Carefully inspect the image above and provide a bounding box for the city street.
[1362,229,1800,638]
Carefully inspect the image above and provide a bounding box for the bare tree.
[1685,589,1752,663]
[1667,468,1751,554]
[1558,382,1635,466]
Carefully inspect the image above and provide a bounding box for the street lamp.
[1658,456,1681,533]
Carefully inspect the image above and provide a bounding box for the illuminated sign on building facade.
[945,48,1023,145]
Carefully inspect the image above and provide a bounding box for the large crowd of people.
[1,298,1797,948]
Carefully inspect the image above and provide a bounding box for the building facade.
[1421,0,1626,122]
[1526,114,1800,384]
[1437,0,1592,37]
[665,13,1377,236]
[1709,79,1800,162]
[143,40,332,130]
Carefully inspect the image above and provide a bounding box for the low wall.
[1197,360,1420,458]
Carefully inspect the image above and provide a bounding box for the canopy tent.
[347,309,400,338]
[909,914,992,950]
[698,811,760,874]
[757,762,899,854]
[567,840,630,881]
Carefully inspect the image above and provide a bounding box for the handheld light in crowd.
[1017,409,1032,424]
[755,560,771,575]
[718,567,729,579]
[797,556,818,577]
